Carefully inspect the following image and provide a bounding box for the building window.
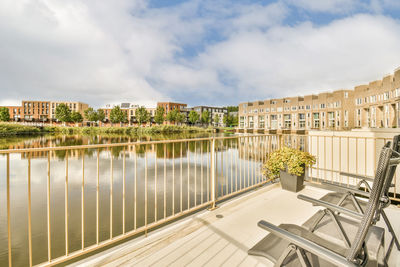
[313,113,320,128]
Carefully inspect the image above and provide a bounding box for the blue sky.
[0,0,400,108]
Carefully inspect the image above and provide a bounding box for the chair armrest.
[320,181,371,198]
[297,194,364,220]
[257,220,357,267]
[339,172,374,182]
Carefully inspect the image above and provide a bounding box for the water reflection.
[0,133,306,267]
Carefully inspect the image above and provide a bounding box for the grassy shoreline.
[0,123,213,136]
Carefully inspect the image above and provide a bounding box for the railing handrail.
[0,133,286,154]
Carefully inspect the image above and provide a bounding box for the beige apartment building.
[50,101,89,120]
[101,103,156,125]
[239,67,400,132]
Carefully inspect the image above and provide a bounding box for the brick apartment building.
[1,100,89,122]
[156,102,187,114]
[239,67,400,132]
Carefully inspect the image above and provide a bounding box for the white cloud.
[0,0,399,108]
[193,14,400,103]
[286,0,361,13]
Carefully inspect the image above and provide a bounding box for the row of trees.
[0,104,238,127]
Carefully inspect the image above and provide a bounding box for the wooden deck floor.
[71,184,400,267]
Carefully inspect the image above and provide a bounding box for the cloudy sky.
[0,0,400,108]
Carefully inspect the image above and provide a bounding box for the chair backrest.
[347,145,393,264]
[383,135,400,198]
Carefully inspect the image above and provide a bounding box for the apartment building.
[101,103,156,125]
[0,100,89,122]
[239,68,400,131]
[190,106,228,127]
[157,102,187,114]
[353,70,400,128]
[50,101,89,120]
[3,106,23,121]
[20,100,50,121]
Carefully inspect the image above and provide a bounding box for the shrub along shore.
[0,123,213,136]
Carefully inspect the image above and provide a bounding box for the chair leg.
[308,210,326,232]
[326,209,351,248]
[275,244,296,267]
[296,248,312,267]
[381,210,400,250]
[349,194,364,213]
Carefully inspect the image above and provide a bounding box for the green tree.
[97,109,105,122]
[84,107,98,122]
[201,110,210,125]
[110,106,126,125]
[154,106,165,125]
[176,112,186,124]
[55,103,72,124]
[213,114,220,126]
[135,106,150,125]
[188,110,200,125]
[223,114,238,127]
[166,109,179,123]
[0,107,10,122]
[225,106,238,113]
[71,111,83,123]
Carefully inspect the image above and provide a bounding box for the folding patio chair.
[248,145,396,266]
[298,136,400,261]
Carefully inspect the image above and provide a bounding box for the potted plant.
[263,146,316,192]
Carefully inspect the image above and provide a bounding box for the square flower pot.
[279,170,305,192]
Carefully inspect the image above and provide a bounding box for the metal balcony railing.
[0,133,398,267]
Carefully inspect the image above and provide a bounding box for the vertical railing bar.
[207,141,210,202]
[7,154,12,267]
[245,137,250,187]
[194,142,196,206]
[187,141,190,208]
[226,140,228,194]
[201,142,203,204]
[154,145,157,222]
[145,149,148,231]
[180,142,183,212]
[210,138,216,209]
[324,136,326,183]
[123,147,126,234]
[230,140,233,193]
[96,149,99,244]
[47,152,51,261]
[364,138,367,177]
[331,136,333,182]
[240,137,242,190]
[172,144,175,215]
[81,150,85,250]
[355,138,358,186]
[164,144,166,219]
[28,153,32,267]
[235,138,238,191]
[65,151,69,256]
[258,136,261,183]
[317,136,319,182]
[221,140,224,196]
[339,137,342,185]
[134,148,137,230]
[347,137,350,187]
[109,151,114,239]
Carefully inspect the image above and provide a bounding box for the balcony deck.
[71,184,400,267]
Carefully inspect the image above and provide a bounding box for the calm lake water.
[0,132,278,266]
